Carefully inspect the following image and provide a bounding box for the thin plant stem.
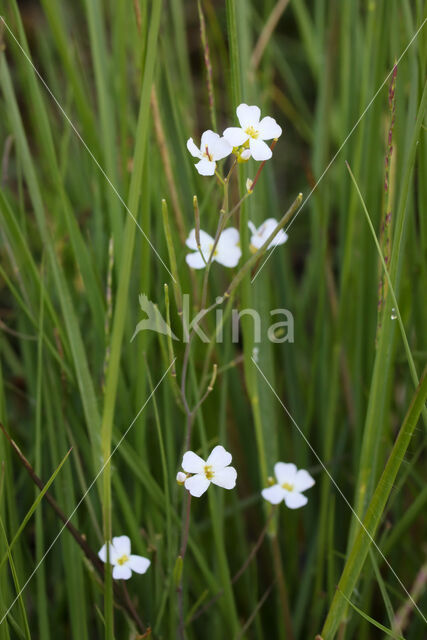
[177,491,192,639]
[271,534,295,640]
[188,507,276,623]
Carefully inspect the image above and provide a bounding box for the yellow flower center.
[117,554,129,566]
[208,243,218,257]
[245,125,259,139]
[281,482,294,492]
[203,145,213,161]
[204,465,214,480]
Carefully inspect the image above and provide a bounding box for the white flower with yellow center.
[261,463,315,509]
[187,130,232,176]
[185,227,241,269]
[248,218,288,252]
[98,535,150,580]
[181,445,237,497]
[223,104,282,161]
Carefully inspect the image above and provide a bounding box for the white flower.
[176,471,187,485]
[248,219,288,251]
[181,445,237,497]
[98,535,150,580]
[187,130,232,176]
[185,227,241,269]
[223,104,282,161]
[261,463,315,509]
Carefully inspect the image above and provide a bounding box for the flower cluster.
[177,446,315,505]
[185,218,288,269]
[97,458,314,581]
[187,103,282,176]
[97,106,301,585]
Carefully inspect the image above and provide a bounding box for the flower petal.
[215,245,241,268]
[283,491,308,509]
[251,219,288,249]
[258,218,279,237]
[186,252,207,269]
[98,543,108,563]
[112,535,131,557]
[187,137,202,158]
[217,227,240,250]
[98,541,120,564]
[201,129,220,150]
[236,103,261,128]
[185,473,210,497]
[261,484,286,504]
[250,219,276,249]
[185,228,214,250]
[206,445,232,469]
[195,158,216,176]
[182,450,205,474]
[211,466,237,490]
[223,127,248,147]
[258,116,282,140]
[211,136,232,161]
[269,229,288,248]
[274,462,297,484]
[293,469,315,492]
[216,228,241,266]
[249,138,272,161]
[248,221,257,235]
[112,564,132,580]
[128,555,151,574]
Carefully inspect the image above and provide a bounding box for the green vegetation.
[0,1,426,638]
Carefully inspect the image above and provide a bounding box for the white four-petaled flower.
[261,463,315,509]
[187,130,232,176]
[224,104,282,161]
[98,535,150,580]
[248,219,288,252]
[185,228,241,269]
[181,445,237,497]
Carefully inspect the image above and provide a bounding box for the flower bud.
[176,471,187,485]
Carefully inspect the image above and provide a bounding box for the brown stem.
[132,0,142,33]
[122,582,146,634]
